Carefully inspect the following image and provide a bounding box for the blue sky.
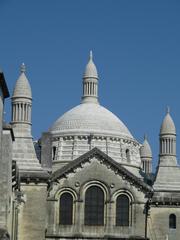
[0,0,180,170]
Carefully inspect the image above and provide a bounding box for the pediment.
[51,147,152,193]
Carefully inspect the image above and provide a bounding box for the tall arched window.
[85,186,104,226]
[116,194,130,226]
[59,192,73,225]
[169,214,176,229]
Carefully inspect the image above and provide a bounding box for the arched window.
[85,186,104,225]
[52,146,56,161]
[116,194,130,226]
[126,149,130,162]
[169,214,176,229]
[59,192,73,225]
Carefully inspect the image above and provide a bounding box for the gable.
[51,147,152,193]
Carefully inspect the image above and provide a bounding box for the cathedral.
[0,53,180,240]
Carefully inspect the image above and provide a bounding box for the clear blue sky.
[0,0,180,170]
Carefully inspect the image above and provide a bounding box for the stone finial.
[166,106,170,114]
[20,63,26,73]
[144,134,148,141]
[90,50,93,60]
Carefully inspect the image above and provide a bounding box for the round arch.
[112,189,134,227]
[54,188,78,225]
[81,180,109,226]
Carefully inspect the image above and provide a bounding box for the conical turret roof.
[83,51,98,79]
[12,63,32,99]
[160,108,176,135]
[140,135,152,158]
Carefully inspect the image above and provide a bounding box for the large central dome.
[50,51,132,139]
[48,52,141,171]
[50,102,133,138]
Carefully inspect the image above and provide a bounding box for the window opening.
[169,214,176,229]
[59,193,73,225]
[116,194,130,226]
[85,186,104,225]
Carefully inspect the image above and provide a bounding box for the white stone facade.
[51,134,141,171]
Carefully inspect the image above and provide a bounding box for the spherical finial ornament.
[20,63,26,73]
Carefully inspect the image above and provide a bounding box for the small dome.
[140,136,152,158]
[12,64,32,99]
[160,112,176,135]
[50,102,133,138]
[83,51,98,79]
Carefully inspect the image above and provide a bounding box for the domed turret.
[11,64,42,173]
[11,64,32,126]
[83,51,98,79]
[153,108,178,192]
[82,51,99,104]
[160,107,176,135]
[140,135,152,158]
[12,63,32,99]
[159,107,177,166]
[140,135,152,174]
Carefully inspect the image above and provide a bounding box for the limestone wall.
[46,156,147,239]
[148,207,180,240]
[0,93,4,227]
[2,130,13,232]
[18,183,47,240]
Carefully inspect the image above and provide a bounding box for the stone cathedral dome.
[50,103,132,138]
[49,52,141,171]
[50,52,132,139]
